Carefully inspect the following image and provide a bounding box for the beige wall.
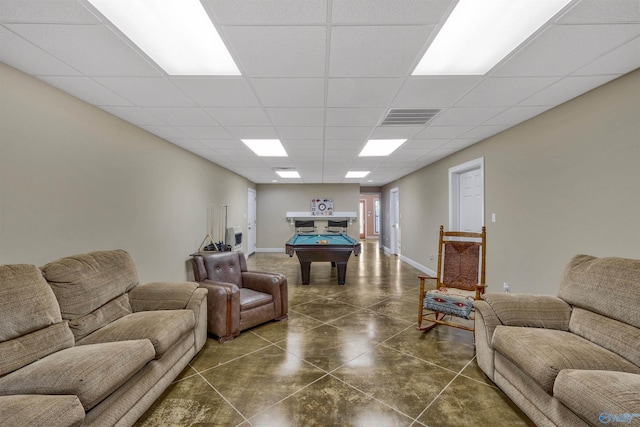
[255,184,360,250]
[0,63,254,282]
[382,69,640,295]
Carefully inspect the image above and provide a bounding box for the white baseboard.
[398,254,436,277]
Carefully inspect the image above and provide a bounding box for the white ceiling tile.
[459,125,509,140]
[519,75,621,107]
[224,26,326,77]
[94,77,196,107]
[5,24,161,76]
[224,126,279,139]
[144,107,219,126]
[329,25,434,77]
[0,0,100,24]
[172,78,261,107]
[0,26,80,75]
[494,24,640,77]
[455,77,560,107]
[204,107,272,126]
[38,76,131,106]
[557,0,640,24]
[324,148,360,159]
[175,126,234,139]
[325,108,386,126]
[327,78,404,107]
[324,126,372,140]
[324,140,364,150]
[430,107,506,126]
[482,106,553,126]
[368,126,424,139]
[442,139,480,150]
[252,78,325,107]
[282,139,324,149]
[266,108,324,126]
[574,36,640,76]
[276,126,324,140]
[392,76,482,108]
[206,0,327,24]
[414,125,474,139]
[100,106,166,126]
[331,0,454,25]
[403,139,448,150]
[196,139,241,150]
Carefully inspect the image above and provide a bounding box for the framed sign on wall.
[311,198,333,216]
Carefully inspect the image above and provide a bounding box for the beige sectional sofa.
[0,250,207,426]
[474,254,640,427]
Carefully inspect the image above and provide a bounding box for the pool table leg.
[336,262,347,285]
[300,261,311,285]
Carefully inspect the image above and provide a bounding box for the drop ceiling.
[1,0,639,185]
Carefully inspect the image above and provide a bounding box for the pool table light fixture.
[412,0,571,75]
[88,0,240,76]
[241,139,288,157]
[359,139,407,157]
[346,171,370,178]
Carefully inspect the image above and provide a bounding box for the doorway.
[247,188,257,255]
[359,199,366,239]
[449,157,484,232]
[390,187,400,255]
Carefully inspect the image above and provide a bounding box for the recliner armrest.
[478,293,572,331]
[128,281,200,312]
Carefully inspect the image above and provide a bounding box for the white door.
[247,188,257,255]
[390,188,400,255]
[459,168,483,232]
[449,157,484,232]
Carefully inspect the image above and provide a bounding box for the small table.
[285,233,362,285]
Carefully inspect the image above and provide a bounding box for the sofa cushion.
[68,294,132,342]
[554,370,640,427]
[0,264,62,341]
[77,310,195,358]
[41,249,138,319]
[0,394,85,427]
[492,326,640,394]
[557,254,640,329]
[0,340,155,411]
[0,321,75,376]
[569,307,640,368]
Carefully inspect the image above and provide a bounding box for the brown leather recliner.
[191,251,288,343]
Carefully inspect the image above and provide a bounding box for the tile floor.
[135,240,534,426]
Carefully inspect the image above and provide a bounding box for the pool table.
[285,233,362,285]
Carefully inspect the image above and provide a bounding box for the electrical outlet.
[429,254,433,261]
[503,282,510,293]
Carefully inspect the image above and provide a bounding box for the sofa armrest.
[480,293,572,330]
[242,272,288,319]
[0,395,85,427]
[128,281,200,312]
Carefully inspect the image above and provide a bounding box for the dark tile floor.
[135,240,534,426]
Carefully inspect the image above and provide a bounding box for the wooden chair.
[418,225,486,332]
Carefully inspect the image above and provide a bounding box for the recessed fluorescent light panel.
[241,139,288,157]
[413,0,571,75]
[346,171,370,178]
[276,171,300,178]
[88,0,240,75]
[359,139,407,157]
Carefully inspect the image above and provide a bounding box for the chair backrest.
[192,251,247,286]
[325,220,347,234]
[436,225,486,292]
[295,220,316,234]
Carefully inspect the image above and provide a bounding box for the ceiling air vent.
[380,109,441,126]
